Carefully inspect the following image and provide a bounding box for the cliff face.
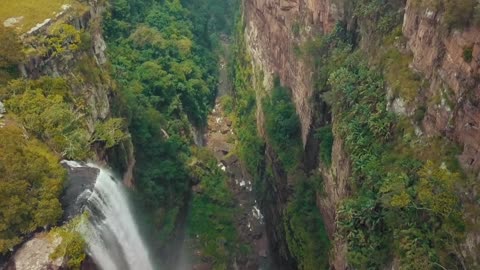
[403,1,480,264]
[244,0,344,145]
[244,0,349,268]
[19,0,110,135]
[403,1,480,172]
[243,0,480,268]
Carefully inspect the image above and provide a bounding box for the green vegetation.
[104,0,239,258]
[315,125,334,166]
[0,125,66,254]
[325,52,464,269]
[187,148,239,268]
[263,78,302,173]
[230,15,265,183]
[463,46,473,63]
[284,178,330,270]
[0,25,24,83]
[0,0,73,33]
[383,42,423,105]
[46,23,81,56]
[414,0,480,28]
[2,77,127,159]
[49,215,87,270]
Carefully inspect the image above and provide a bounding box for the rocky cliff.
[242,0,480,268]
[1,1,128,268]
[244,0,344,145]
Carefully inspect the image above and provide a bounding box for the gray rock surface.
[60,161,100,221]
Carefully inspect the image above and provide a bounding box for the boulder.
[4,233,64,270]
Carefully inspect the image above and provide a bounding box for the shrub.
[0,126,65,254]
[284,179,330,270]
[263,78,302,172]
[49,216,87,270]
[315,125,334,166]
[463,46,473,63]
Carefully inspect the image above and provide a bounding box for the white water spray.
[71,162,154,270]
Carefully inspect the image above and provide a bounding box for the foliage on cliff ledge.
[263,78,303,173]
[49,215,87,270]
[326,53,464,269]
[0,125,66,254]
[284,178,330,270]
[2,77,127,159]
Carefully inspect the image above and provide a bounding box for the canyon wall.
[244,0,344,145]
[243,0,480,268]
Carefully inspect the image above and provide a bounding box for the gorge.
[1,0,480,269]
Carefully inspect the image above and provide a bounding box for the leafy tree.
[6,89,91,159]
[92,118,128,148]
[263,78,302,172]
[0,126,65,254]
[417,161,459,217]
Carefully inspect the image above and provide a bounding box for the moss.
[315,125,334,166]
[463,46,473,63]
[284,179,330,270]
[49,215,87,270]
[383,48,422,106]
[413,105,427,123]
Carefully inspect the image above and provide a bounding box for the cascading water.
[68,162,154,270]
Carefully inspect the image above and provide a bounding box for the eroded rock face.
[403,0,480,172]
[4,233,64,270]
[244,0,344,145]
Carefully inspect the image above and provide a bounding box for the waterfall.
[72,163,154,270]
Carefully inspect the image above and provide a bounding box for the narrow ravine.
[198,39,273,269]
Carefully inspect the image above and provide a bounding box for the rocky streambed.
[203,102,271,269]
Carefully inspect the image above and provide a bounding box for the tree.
[417,161,459,217]
[6,89,91,159]
[0,126,65,254]
[92,118,129,148]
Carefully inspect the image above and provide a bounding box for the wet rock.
[60,161,100,221]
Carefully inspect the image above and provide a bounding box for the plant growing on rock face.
[6,89,91,159]
[49,215,87,270]
[263,78,302,173]
[91,118,129,148]
[463,46,473,63]
[47,24,81,56]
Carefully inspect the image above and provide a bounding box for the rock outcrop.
[403,0,480,172]
[402,1,480,265]
[4,234,64,270]
[60,161,100,221]
[244,0,344,145]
